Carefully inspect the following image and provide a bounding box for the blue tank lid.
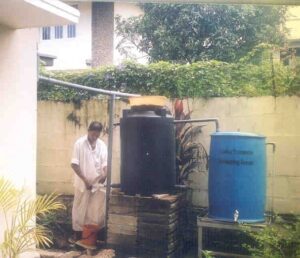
[211,132,265,138]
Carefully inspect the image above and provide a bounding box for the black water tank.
[120,106,176,195]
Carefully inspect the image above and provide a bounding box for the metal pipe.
[105,95,115,244]
[39,76,140,97]
[266,142,276,153]
[174,118,220,132]
[110,183,121,188]
[174,184,189,189]
[266,142,276,221]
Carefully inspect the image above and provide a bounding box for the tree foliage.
[115,4,287,63]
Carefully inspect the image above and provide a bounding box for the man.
[70,121,107,242]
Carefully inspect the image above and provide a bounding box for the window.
[66,5,78,38]
[42,27,51,40]
[67,24,76,38]
[54,26,63,39]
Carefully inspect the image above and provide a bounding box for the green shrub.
[38,60,298,102]
[244,215,300,258]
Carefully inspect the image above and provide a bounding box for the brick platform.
[107,192,186,258]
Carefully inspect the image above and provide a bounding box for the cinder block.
[108,214,138,226]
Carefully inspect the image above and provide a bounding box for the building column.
[92,2,114,67]
[0,26,38,245]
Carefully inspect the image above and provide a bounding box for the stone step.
[38,250,81,258]
[37,249,115,258]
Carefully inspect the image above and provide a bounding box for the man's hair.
[88,121,103,132]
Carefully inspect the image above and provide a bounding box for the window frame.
[42,26,51,40]
[67,24,76,38]
[54,25,63,39]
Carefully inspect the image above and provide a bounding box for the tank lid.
[129,96,167,107]
[211,132,265,138]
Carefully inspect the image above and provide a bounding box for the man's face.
[88,130,100,143]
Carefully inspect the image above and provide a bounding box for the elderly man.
[70,121,107,243]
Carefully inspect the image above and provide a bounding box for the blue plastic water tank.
[208,132,266,223]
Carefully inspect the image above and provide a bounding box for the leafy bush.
[38,60,298,102]
[244,215,300,258]
[38,209,73,249]
[173,99,208,184]
[0,177,65,258]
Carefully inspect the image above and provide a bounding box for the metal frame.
[197,217,266,258]
[39,76,140,243]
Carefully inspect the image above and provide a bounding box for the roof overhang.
[38,53,57,59]
[0,0,80,29]
[65,0,300,5]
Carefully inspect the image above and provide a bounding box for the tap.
[234,210,239,222]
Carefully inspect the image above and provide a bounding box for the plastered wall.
[0,26,38,245]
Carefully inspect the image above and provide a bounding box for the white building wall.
[113,3,148,65]
[287,6,300,40]
[39,2,147,69]
[0,25,38,243]
[38,2,92,70]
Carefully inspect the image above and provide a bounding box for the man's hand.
[71,164,93,190]
[92,174,106,185]
[100,167,107,184]
[84,179,92,190]
[98,175,106,184]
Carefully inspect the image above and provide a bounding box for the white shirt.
[71,135,108,192]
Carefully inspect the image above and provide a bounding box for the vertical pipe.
[270,52,277,97]
[105,94,115,243]
[266,142,276,221]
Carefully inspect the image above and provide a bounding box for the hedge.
[38,61,299,102]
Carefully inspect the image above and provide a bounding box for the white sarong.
[71,136,108,231]
[72,187,106,231]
